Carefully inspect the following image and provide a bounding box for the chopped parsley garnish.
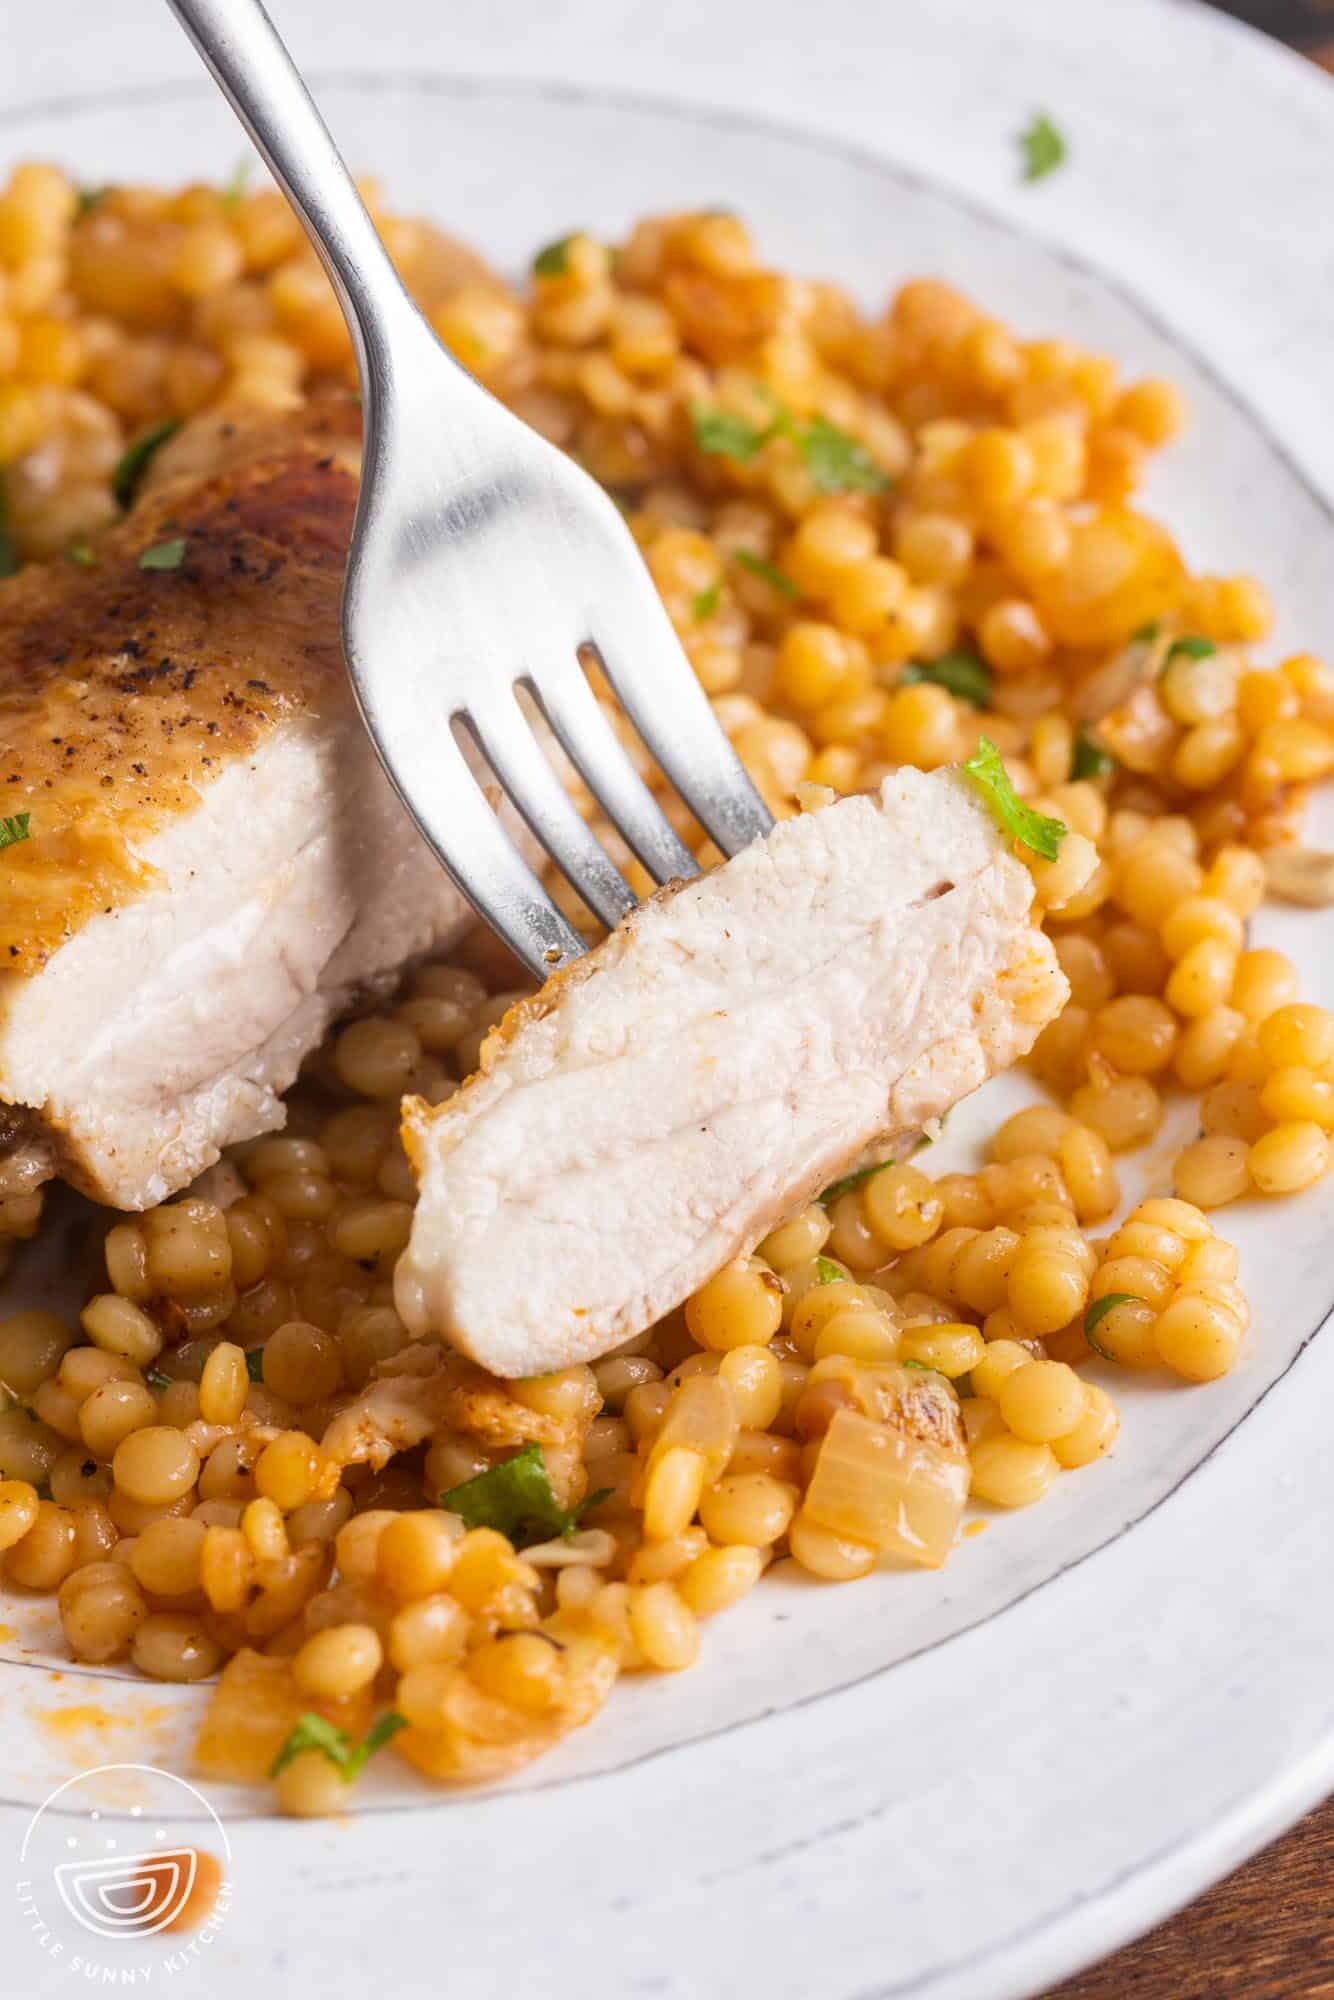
[732,549,799,597]
[139,535,188,572]
[245,1348,266,1383]
[689,401,776,463]
[1019,113,1068,183]
[114,420,182,510]
[348,1709,410,1773]
[693,581,721,620]
[222,157,253,210]
[901,651,991,709]
[533,234,578,278]
[0,813,31,853]
[814,1256,846,1284]
[145,1365,171,1390]
[1132,621,1161,644]
[1166,634,1217,663]
[689,396,889,494]
[820,1158,894,1205]
[798,416,890,494]
[76,185,109,216]
[440,1442,609,1546]
[270,1709,407,1783]
[1070,723,1115,782]
[1084,1292,1141,1359]
[902,1359,950,1380]
[962,735,1066,860]
[67,540,96,569]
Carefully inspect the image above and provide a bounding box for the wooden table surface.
[1044,4,1334,1991]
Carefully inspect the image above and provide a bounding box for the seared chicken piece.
[0,401,484,1210]
[321,1341,570,1473]
[396,767,1068,1377]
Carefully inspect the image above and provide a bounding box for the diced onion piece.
[647,1374,739,1482]
[1262,846,1334,907]
[803,1407,968,1569]
[194,1647,370,1781]
[521,1529,616,1568]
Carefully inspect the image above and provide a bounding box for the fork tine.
[589,578,774,858]
[523,667,700,885]
[461,696,639,933]
[396,734,588,981]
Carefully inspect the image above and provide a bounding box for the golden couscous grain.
[2,178,1328,1813]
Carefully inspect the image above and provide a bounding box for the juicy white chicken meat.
[0,401,485,1210]
[396,766,1069,1378]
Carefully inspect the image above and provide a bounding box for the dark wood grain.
[1214,0,1334,65]
[1043,1793,1334,1997]
[1045,4,1334,1987]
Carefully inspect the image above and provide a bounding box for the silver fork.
[166,0,773,979]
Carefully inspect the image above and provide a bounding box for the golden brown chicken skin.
[1,399,361,975]
[0,399,482,1210]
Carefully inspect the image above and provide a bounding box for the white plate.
[3,3,1334,1995]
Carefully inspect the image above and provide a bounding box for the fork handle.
[164,0,427,389]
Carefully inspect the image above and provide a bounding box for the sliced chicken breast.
[0,400,483,1210]
[396,766,1069,1378]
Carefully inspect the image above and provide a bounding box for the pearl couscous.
[2,165,1333,1814]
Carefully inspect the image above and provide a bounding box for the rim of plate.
[2,22,1333,1998]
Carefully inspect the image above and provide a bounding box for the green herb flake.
[814,1256,847,1284]
[77,185,109,217]
[732,549,799,598]
[245,1348,266,1383]
[1070,723,1115,783]
[270,1713,347,1778]
[440,1442,608,1547]
[1084,1292,1142,1359]
[798,416,890,494]
[0,813,32,853]
[962,735,1066,860]
[114,421,182,511]
[901,1359,949,1380]
[138,536,188,573]
[1166,634,1217,663]
[901,651,992,709]
[344,1709,409,1778]
[269,1709,407,1783]
[145,1365,171,1390]
[222,157,253,211]
[533,234,577,278]
[1019,113,1068,184]
[67,540,96,569]
[688,400,775,463]
[819,1158,894,1205]
[1132,621,1161,644]
[693,581,722,621]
